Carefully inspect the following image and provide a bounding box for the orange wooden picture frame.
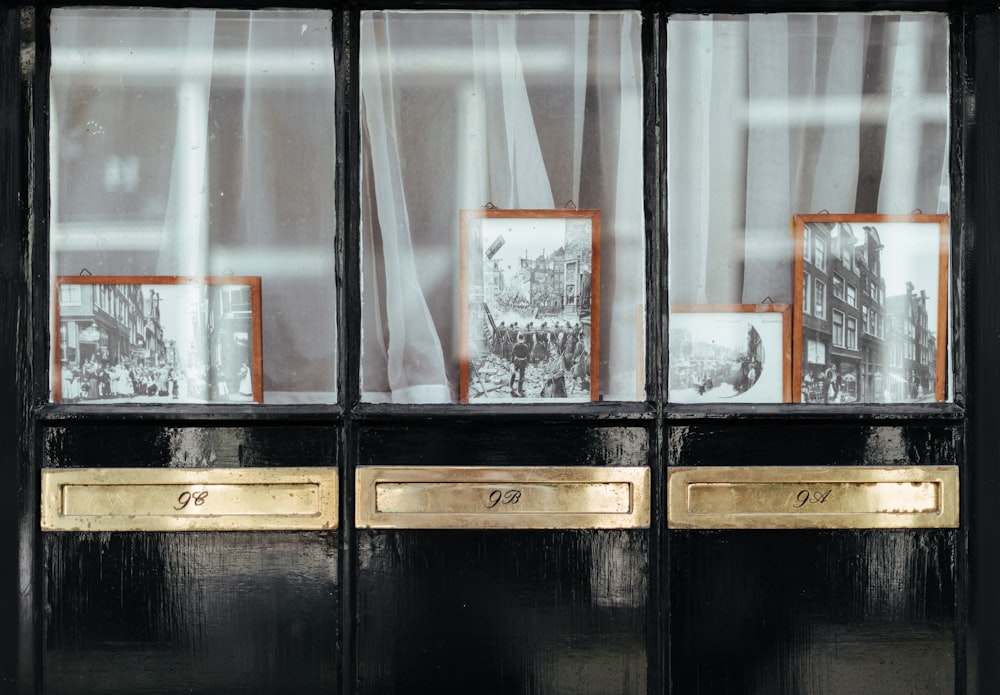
[459,209,600,403]
[52,275,263,404]
[791,214,948,404]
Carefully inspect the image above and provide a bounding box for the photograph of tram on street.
[668,306,789,403]
[54,277,261,404]
[461,212,598,403]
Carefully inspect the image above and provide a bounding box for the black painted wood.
[670,529,957,694]
[357,529,648,694]
[1,7,31,693]
[355,425,653,693]
[359,423,652,468]
[42,426,338,470]
[41,426,340,695]
[964,8,1000,695]
[668,423,961,468]
[44,531,340,695]
[2,4,993,695]
[667,423,961,693]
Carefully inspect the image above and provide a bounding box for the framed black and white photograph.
[792,214,949,404]
[668,304,791,403]
[459,209,600,403]
[53,275,263,404]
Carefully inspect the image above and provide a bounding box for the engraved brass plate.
[41,467,338,532]
[357,466,650,529]
[667,466,959,529]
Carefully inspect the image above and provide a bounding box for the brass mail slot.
[357,466,650,529]
[668,466,959,529]
[41,467,338,532]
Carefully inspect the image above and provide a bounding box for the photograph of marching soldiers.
[463,215,596,402]
[55,278,259,403]
[798,220,943,403]
[668,308,785,403]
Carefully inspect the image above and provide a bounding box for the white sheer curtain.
[215,13,339,400]
[668,13,949,306]
[360,11,644,403]
[50,9,338,402]
[360,15,453,403]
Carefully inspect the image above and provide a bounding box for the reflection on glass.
[360,11,645,403]
[50,9,338,403]
[667,13,950,402]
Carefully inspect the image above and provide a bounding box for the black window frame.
[5,3,999,694]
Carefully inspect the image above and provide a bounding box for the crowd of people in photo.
[801,364,844,403]
[60,355,253,402]
[487,318,590,398]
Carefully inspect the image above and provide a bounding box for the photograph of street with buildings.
[668,305,789,403]
[793,216,948,403]
[461,212,598,403]
[53,276,262,404]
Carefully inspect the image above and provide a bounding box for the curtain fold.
[605,11,645,397]
[668,13,949,308]
[743,14,793,305]
[483,16,555,210]
[570,15,589,205]
[806,15,865,214]
[667,16,747,305]
[879,17,940,213]
[360,15,452,403]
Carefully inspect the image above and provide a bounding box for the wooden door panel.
[357,529,648,694]
[670,529,955,694]
[41,425,340,694]
[668,422,959,693]
[44,531,339,695]
[355,422,653,693]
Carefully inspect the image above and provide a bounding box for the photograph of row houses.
[795,217,947,403]
[53,276,261,403]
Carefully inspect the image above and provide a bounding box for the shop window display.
[49,9,339,404]
[360,11,645,403]
[667,13,949,404]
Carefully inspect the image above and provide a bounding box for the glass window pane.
[50,9,338,404]
[360,11,645,403]
[667,13,950,404]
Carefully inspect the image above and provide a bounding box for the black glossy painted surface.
[667,424,961,693]
[41,426,340,694]
[964,9,1000,695]
[670,530,956,694]
[355,424,653,694]
[359,423,652,468]
[43,426,338,469]
[1,6,28,691]
[357,529,648,694]
[44,531,339,695]
[668,423,961,468]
